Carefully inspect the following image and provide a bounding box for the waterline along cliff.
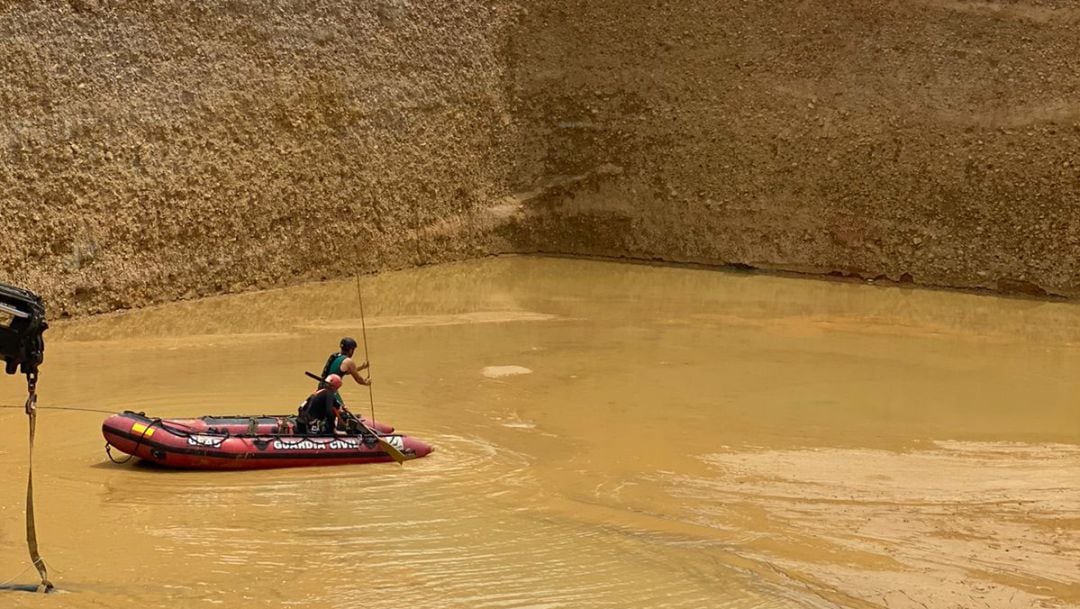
[3,1,1079,314]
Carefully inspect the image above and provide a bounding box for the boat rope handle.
[105,442,134,464]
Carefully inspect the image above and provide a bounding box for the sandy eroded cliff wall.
[4,1,1080,315]
[504,1,1080,296]
[0,0,519,315]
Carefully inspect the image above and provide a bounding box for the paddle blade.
[378,437,408,464]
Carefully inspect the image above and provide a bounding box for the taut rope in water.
[0,403,116,415]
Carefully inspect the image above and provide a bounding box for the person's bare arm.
[342,357,371,386]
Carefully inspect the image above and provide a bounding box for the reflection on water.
[0,256,1077,609]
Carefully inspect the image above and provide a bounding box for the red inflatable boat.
[102,411,433,470]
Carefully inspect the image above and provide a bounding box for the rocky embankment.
[0,1,520,315]
[3,1,1080,315]
[504,0,1080,297]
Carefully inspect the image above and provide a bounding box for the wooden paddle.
[303,371,407,464]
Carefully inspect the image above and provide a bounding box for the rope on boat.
[104,442,133,464]
[186,412,381,445]
[155,419,231,448]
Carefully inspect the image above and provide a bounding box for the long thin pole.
[356,275,376,423]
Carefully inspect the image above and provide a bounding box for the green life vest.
[326,354,348,377]
[320,352,349,406]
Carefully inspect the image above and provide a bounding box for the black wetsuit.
[299,390,339,434]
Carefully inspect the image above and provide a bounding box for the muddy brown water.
[1,257,1077,609]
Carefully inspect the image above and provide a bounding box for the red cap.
[324,374,343,390]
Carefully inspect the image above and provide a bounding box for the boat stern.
[403,435,434,459]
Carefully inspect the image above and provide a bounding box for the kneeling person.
[298,374,346,436]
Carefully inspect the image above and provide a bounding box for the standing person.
[297,374,346,435]
[319,337,372,400]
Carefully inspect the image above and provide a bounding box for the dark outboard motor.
[0,282,47,377]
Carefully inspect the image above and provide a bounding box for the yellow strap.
[24,389,52,592]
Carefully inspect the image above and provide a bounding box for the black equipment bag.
[0,283,48,375]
